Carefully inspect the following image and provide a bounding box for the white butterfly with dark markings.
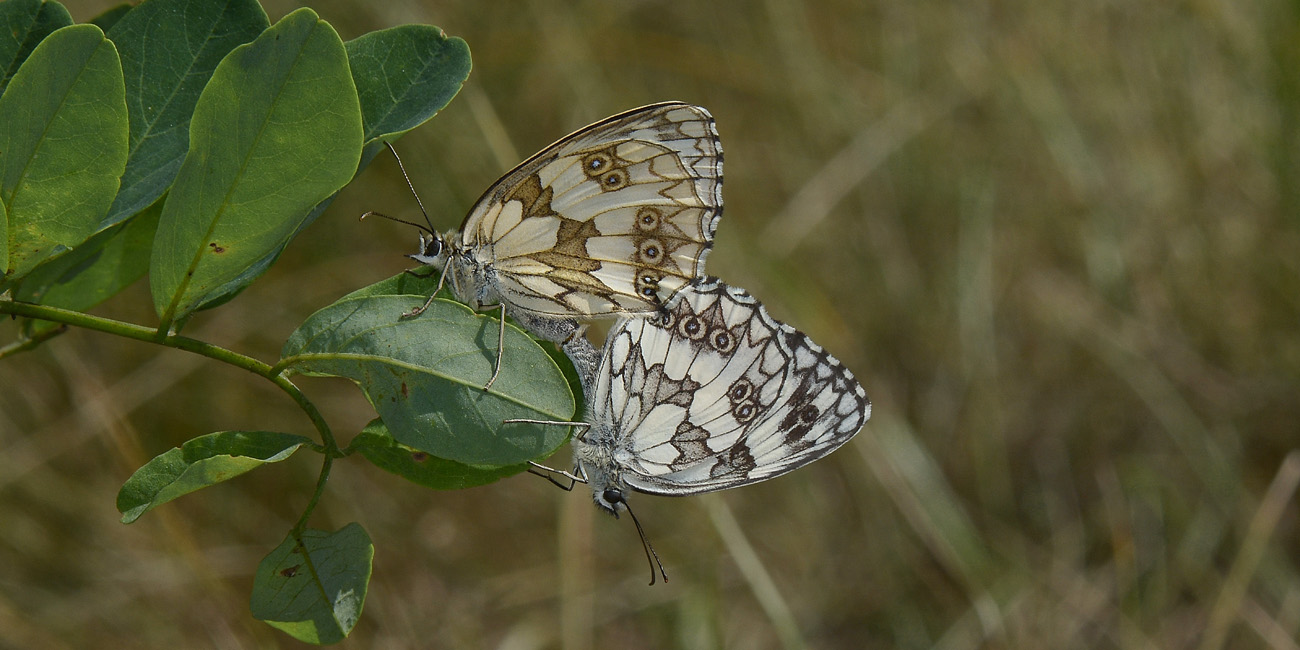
[511,277,870,582]
[372,102,723,389]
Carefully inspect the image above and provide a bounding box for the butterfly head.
[594,486,629,517]
[580,460,627,517]
[409,231,451,270]
[593,476,669,585]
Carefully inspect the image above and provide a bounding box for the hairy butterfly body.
[407,102,723,388]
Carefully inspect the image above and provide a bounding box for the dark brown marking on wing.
[711,443,757,479]
[528,217,603,272]
[504,174,556,219]
[670,421,712,465]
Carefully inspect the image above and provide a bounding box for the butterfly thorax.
[411,231,500,310]
[572,423,633,516]
[446,247,499,310]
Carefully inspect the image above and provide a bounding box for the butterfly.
[372,102,724,390]
[509,277,871,583]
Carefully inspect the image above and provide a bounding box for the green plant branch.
[0,299,342,531]
[0,321,68,358]
[293,455,335,535]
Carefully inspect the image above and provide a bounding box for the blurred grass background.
[2,0,1298,647]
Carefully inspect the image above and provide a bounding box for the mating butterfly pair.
[388,103,869,581]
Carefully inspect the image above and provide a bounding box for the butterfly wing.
[460,102,723,318]
[591,278,870,496]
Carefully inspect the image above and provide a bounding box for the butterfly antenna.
[623,499,668,585]
[383,141,436,233]
[359,210,435,235]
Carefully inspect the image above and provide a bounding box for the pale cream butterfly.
[375,102,723,390]
[509,277,870,583]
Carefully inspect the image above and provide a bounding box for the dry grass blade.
[1199,452,1300,650]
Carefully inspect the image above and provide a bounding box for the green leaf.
[0,24,129,281]
[280,290,575,466]
[198,23,474,304]
[346,24,471,144]
[251,524,372,645]
[150,8,362,327]
[102,0,270,228]
[351,419,527,489]
[117,430,313,524]
[333,270,588,411]
[0,198,7,276]
[0,0,72,93]
[15,200,162,327]
[335,267,441,300]
[88,3,131,32]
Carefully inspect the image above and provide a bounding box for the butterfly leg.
[403,267,449,319]
[504,419,592,436]
[480,303,507,391]
[525,461,586,490]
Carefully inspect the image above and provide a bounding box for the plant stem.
[0,299,341,526]
[2,300,271,373]
[0,322,67,358]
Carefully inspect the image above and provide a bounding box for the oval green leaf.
[150,8,362,327]
[102,0,270,228]
[351,419,527,490]
[0,24,128,281]
[0,199,7,276]
[0,0,72,93]
[189,24,473,307]
[280,292,575,466]
[251,524,373,645]
[117,430,314,524]
[346,24,471,144]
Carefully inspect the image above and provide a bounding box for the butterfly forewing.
[590,278,869,496]
[462,103,723,318]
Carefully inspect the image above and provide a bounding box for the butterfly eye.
[423,237,442,257]
[602,488,625,505]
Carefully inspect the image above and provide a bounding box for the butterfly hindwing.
[588,278,869,496]
[461,103,723,318]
